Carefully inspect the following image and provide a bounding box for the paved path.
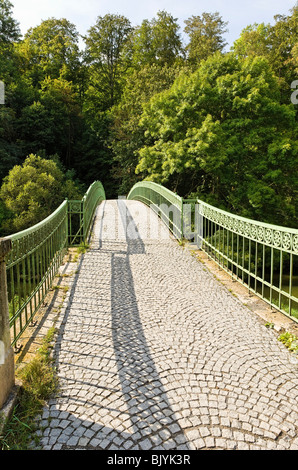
[35,200,298,450]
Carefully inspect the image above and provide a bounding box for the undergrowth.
[278,331,298,353]
[0,327,58,450]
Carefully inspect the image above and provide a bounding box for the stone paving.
[34,199,298,450]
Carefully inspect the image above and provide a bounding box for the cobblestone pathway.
[35,200,298,450]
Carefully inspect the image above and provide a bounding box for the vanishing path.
[35,200,298,450]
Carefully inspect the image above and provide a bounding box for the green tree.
[232,6,298,101]
[0,154,82,233]
[269,7,298,90]
[0,0,20,43]
[0,0,21,82]
[131,11,183,68]
[231,23,272,58]
[136,53,298,226]
[16,18,81,86]
[110,63,184,193]
[15,77,83,168]
[84,14,133,110]
[72,110,117,198]
[0,106,23,180]
[184,12,228,65]
[130,19,154,67]
[150,10,183,65]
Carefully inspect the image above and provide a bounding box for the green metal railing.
[196,199,298,321]
[83,181,106,242]
[127,181,183,239]
[68,181,106,245]
[4,175,297,347]
[5,201,68,347]
[4,181,105,347]
[128,181,298,322]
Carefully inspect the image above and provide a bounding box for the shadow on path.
[44,200,189,450]
[110,200,188,448]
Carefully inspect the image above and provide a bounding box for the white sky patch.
[10,0,296,49]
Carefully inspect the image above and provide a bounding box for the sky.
[10,0,297,50]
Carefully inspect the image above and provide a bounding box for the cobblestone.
[34,199,298,450]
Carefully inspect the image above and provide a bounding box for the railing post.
[82,196,86,243]
[0,238,15,409]
[196,201,203,249]
[66,198,69,247]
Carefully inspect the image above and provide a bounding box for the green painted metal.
[5,200,68,347]
[83,181,106,242]
[196,199,298,321]
[68,181,106,246]
[5,181,105,347]
[127,181,183,239]
[68,199,84,246]
[128,180,298,322]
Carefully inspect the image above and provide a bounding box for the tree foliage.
[0,154,82,233]
[184,12,228,65]
[0,0,21,84]
[136,53,298,226]
[18,18,81,85]
[0,0,20,43]
[0,3,297,232]
[232,6,298,101]
[128,10,183,70]
[84,14,133,109]
[110,62,185,193]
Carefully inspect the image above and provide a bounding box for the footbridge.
[1,181,298,450]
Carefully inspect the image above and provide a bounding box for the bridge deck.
[35,200,298,450]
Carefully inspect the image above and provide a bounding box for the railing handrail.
[83,180,105,200]
[82,181,106,241]
[4,200,68,242]
[128,181,183,207]
[128,180,298,321]
[197,199,298,235]
[197,199,298,257]
[4,181,106,243]
[3,180,106,242]
[128,180,183,238]
[2,180,105,347]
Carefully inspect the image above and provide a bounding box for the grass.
[278,331,298,353]
[77,242,90,254]
[0,327,58,450]
[8,295,24,319]
[71,242,89,262]
[52,284,69,293]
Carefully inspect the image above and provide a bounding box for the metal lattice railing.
[127,181,183,239]
[128,181,298,322]
[83,181,106,242]
[3,181,105,347]
[68,181,106,246]
[196,199,298,321]
[5,201,68,346]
